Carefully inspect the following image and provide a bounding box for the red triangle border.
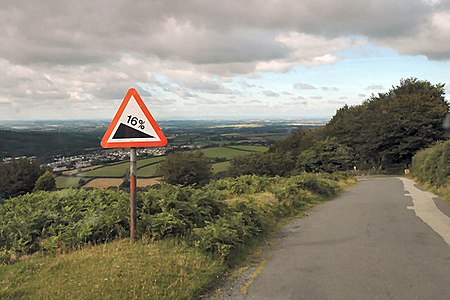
[101,88,168,148]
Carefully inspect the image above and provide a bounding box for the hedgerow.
[0,173,345,263]
[411,140,450,187]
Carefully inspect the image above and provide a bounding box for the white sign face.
[106,95,161,144]
[101,88,168,148]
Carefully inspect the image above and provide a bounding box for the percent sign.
[138,119,145,130]
[127,115,146,130]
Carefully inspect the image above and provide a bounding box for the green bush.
[411,140,450,187]
[205,175,271,195]
[0,174,347,263]
[0,188,129,254]
[158,151,212,186]
[33,171,56,192]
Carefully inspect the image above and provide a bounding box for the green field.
[200,146,265,160]
[78,156,165,178]
[64,146,267,185]
[226,145,269,152]
[138,162,163,178]
[212,161,231,173]
[55,176,82,189]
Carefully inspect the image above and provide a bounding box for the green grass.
[79,157,165,178]
[136,156,166,168]
[0,239,224,300]
[226,145,268,152]
[212,161,230,173]
[138,163,162,178]
[55,176,82,189]
[78,161,129,177]
[200,147,255,160]
[77,147,266,179]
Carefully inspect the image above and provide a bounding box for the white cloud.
[294,83,317,90]
[366,85,384,90]
[322,87,339,91]
[263,90,279,97]
[0,0,449,119]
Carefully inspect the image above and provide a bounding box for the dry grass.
[137,178,161,187]
[81,178,161,188]
[83,178,123,188]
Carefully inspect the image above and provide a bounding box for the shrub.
[33,171,56,192]
[411,140,450,187]
[0,188,129,254]
[0,158,42,199]
[0,173,347,263]
[158,151,212,186]
[205,175,271,195]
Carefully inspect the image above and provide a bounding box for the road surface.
[245,177,450,300]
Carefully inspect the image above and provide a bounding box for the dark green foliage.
[0,159,42,199]
[297,138,356,173]
[270,174,340,214]
[0,174,345,263]
[325,78,448,169]
[411,140,450,187]
[263,78,447,173]
[33,171,56,192]
[193,198,272,261]
[0,130,101,161]
[158,151,212,186]
[0,188,129,254]
[228,152,294,177]
[204,175,271,195]
[270,127,324,159]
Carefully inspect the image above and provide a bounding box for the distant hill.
[0,130,102,161]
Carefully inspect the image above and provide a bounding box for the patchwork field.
[137,178,161,187]
[211,161,231,173]
[55,176,83,188]
[200,147,256,160]
[78,156,166,178]
[55,145,268,189]
[83,178,123,188]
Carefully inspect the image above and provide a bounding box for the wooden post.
[130,148,137,243]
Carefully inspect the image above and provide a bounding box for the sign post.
[101,88,168,243]
[129,148,137,242]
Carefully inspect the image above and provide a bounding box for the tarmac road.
[245,177,450,300]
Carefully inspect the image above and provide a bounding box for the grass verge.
[0,239,224,300]
[409,176,450,203]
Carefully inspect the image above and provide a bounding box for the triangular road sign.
[101,88,168,148]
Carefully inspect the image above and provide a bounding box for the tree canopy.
[325,78,448,169]
[0,159,42,200]
[297,138,356,173]
[228,152,294,177]
[235,78,448,175]
[33,171,56,192]
[158,151,212,186]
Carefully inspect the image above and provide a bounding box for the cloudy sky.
[1,0,449,121]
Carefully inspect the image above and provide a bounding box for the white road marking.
[400,177,450,246]
[404,193,411,197]
[406,206,415,210]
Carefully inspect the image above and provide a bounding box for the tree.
[270,127,324,159]
[228,152,294,177]
[325,78,448,169]
[33,171,56,192]
[0,158,42,199]
[297,138,356,173]
[158,151,212,186]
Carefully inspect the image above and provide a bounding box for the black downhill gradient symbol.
[112,123,155,139]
